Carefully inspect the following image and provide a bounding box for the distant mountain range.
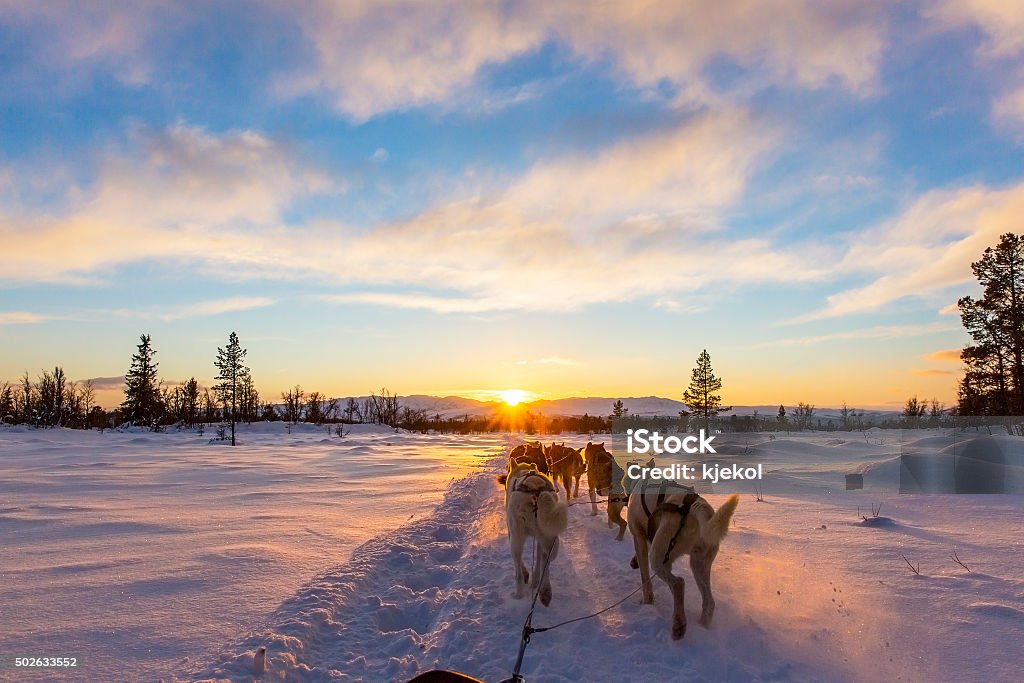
[352,395,898,419]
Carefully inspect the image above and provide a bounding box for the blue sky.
[2,1,1024,409]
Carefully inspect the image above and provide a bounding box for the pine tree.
[122,334,163,427]
[213,331,249,446]
[683,349,729,432]
[611,399,628,418]
[776,404,788,431]
[182,377,200,428]
[958,233,1024,415]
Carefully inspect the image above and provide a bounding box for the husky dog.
[502,461,569,606]
[627,482,739,640]
[544,442,585,499]
[497,442,548,485]
[582,442,629,540]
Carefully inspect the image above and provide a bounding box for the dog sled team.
[497,440,739,640]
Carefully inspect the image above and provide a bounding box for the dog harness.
[639,480,700,564]
[513,470,556,518]
[513,470,555,495]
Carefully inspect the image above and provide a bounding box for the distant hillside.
[337,395,898,419]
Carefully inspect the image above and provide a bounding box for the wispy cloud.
[927,1,1024,138]
[282,0,887,120]
[910,368,955,377]
[993,79,1024,137]
[0,311,49,324]
[0,112,837,314]
[757,322,959,347]
[81,375,125,390]
[158,296,276,321]
[93,297,277,322]
[939,302,961,315]
[928,0,1024,58]
[1,2,889,121]
[0,124,333,285]
[924,348,963,363]
[653,299,707,314]
[798,184,1024,320]
[320,293,510,314]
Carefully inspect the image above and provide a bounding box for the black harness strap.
[639,480,699,564]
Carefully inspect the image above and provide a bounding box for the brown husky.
[627,482,739,640]
[582,442,629,540]
[544,442,585,499]
[496,441,548,486]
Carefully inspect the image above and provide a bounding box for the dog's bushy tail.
[702,494,739,547]
[536,491,568,538]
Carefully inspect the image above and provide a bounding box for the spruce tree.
[959,233,1024,415]
[182,377,200,428]
[683,349,729,433]
[213,331,249,446]
[122,334,162,427]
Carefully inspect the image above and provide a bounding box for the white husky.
[627,483,739,640]
[502,462,569,606]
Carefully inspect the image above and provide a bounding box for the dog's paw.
[539,586,552,607]
[615,532,625,541]
[629,555,639,569]
[590,510,598,516]
[672,619,687,640]
[512,588,525,600]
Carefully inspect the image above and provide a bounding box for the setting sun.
[498,389,531,406]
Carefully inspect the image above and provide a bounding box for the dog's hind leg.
[650,532,687,640]
[510,530,527,599]
[529,538,542,591]
[631,532,654,604]
[537,537,557,606]
[610,501,627,541]
[588,483,598,516]
[691,545,718,627]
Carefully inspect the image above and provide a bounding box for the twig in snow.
[859,503,882,521]
[951,548,971,572]
[901,554,920,575]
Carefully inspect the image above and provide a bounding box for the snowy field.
[0,425,513,682]
[1,428,1022,682]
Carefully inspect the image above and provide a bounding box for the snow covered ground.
[2,428,1022,682]
[0,424,513,682]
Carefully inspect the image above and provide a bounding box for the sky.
[2,1,1024,410]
